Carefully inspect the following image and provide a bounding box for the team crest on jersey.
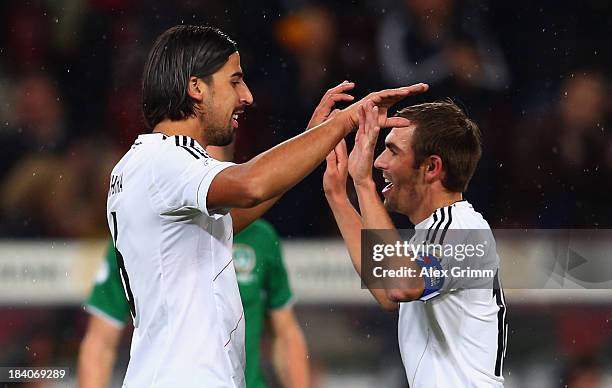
[233,244,256,283]
[94,259,110,284]
[427,244,443,259]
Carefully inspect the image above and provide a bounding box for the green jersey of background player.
[79,220,308,388]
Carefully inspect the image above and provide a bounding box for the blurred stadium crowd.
[0,0,610,387]
[0,0,609,239]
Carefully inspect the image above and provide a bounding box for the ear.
[423,155,443,181]
[187,76,206,103]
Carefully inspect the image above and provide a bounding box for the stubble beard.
[389,181,420,217]
[198,96,235,147]
[205,123,235,146]
[383,197,395,212]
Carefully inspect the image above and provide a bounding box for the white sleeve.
[151,142,235,219]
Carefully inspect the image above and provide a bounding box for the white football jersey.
[107,133,245,387]
[398,200,507,387]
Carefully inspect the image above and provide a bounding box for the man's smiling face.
[374,123,426,217]
[200,52,253,146]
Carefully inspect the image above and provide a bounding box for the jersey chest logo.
[233,244,256,283]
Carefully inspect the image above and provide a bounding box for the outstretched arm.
[324,139,399,311]
[208,84,429,210]
[230,82,357,233]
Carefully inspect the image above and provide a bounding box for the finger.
[382,83,429,96]
[325,149,338,171]
[370,83,429,107]
[329,93,355,102]
[320,93,355,114]
[326,93,355,107]
[383,116,412,128]
[326,81,356,96]
[365,100,376,137]
[335,139,348,166]
[357,104,366,143]
[394,83,429,94]
[367,105,380,143]
[339,138,348,158]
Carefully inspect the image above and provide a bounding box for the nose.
[374,151,386,170]
[240,82,254,106]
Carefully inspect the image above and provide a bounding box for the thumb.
[326,149,337,165]
[335,139,348,164]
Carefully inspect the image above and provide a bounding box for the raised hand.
[307,81,355,129]
[323,139,349,201]
[348,101,381,186]
[343,83,428,131]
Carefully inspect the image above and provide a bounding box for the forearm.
[77,336,116,388]
[327,194,398,311]
[327,196,363,272]
[244,113,353,201]
[354,181,395,229]
[230,195,281,234]
[273,327,310,388]
[354,181,423,299]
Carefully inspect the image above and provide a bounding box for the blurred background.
[0,0,610,387]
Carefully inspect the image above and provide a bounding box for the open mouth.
[231,111,243,129]
[382,176,393,194]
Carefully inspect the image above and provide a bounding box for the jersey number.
[110,211,137,322]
